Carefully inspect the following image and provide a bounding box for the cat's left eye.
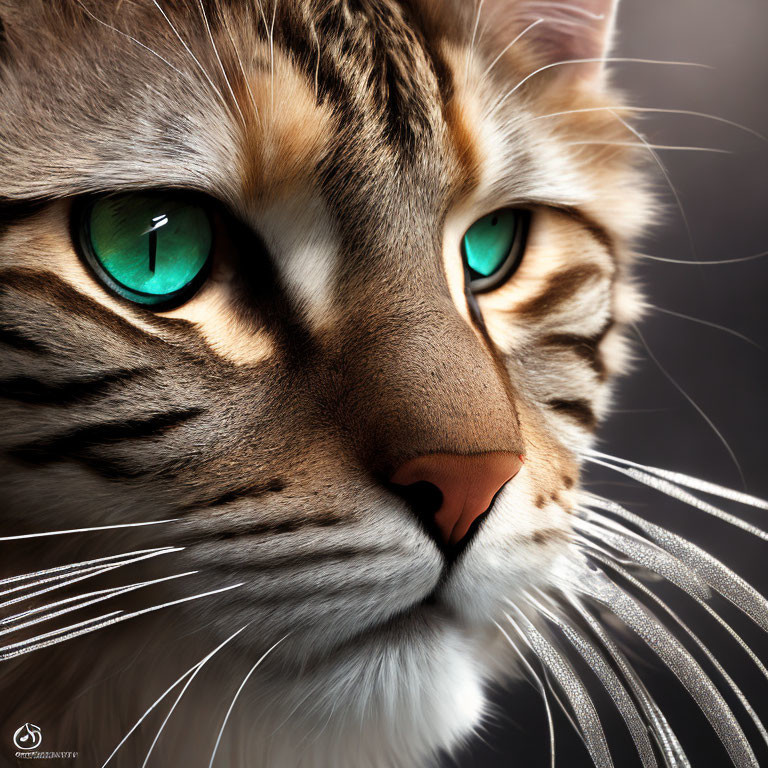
[462,208,528,293]
[74,191,213,310]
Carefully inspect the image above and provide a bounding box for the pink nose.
[390,452,524,546]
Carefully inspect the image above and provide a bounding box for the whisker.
[525,592,658,767]
[196,0,247,129]
[631,323,746,487]
[73,0,188,80]
[0,571,197,637]
[0,549,183,606]
[637,251,768,266]
[506,609,589,751]
[582,496,768,633]
[491,58,710,114]
[0,582,244,661]
[221,9,261,126]
[464,0,487,90]
[611,112,698,260]
[208,634,289,767]
[534,2,606,20]
[533,106,766,142]
[565,140,730,153]
[0,519,179,541]
[494,619,556,768]
[101,623,250,767]
[505,606,614,767]
[311,22,321,102]
[480,19,544,82]
[0,547,175,588]
[149,0,231,116]
[564,594,690,766]
[562,557,758,767]
[584,450,768,509]
[648,305,762,349]
[573,516,710,599]
[584,552,768,750]
[585,455,762,539]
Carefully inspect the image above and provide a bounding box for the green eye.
[462,208,528,292]
[78,192,213,308]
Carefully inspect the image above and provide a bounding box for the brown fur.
[0,1,650,766]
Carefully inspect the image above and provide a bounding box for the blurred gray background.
[450,0,768,765]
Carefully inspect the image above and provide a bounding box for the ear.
[483,0,621,81]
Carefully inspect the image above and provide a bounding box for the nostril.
[392,480,443,517]
[389,479,445,545]
[389,452,524,552]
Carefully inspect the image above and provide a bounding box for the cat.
[0,1,765,767]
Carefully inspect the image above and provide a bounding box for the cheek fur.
[5,2,762,768]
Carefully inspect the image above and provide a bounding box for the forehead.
[0,0,469,220]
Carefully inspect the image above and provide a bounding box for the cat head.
[0,0,650,763]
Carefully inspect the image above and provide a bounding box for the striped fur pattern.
[0,1,664,766]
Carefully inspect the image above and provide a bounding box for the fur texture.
[0,1,654,766]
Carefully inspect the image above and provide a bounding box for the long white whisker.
[0,582,244,661]
[582,495,768,633]
[208,634,289,768]
[637,250,768,266]
[563,558,757,767]
[585,458,764,539]
[0,548,174,589]
[586,552,768,750]
[149,0,231,115]
[648,305,762,348]
[631,323,746,487]
[491,58,710,114]
[533,106,766,142]
[221,11,261,127]
[565,594,690,766]
[101,623,250,767]
[0,519,178,541]
[611,113,698,260]
[566,141,730,153]
[311,21,321,102]
[534,2,606,20]
[573,516,710,599]
[525,592,658,767]
[0,571,197,637]
[584,450,768,509]
[480,19,544,81]
[196,0,247,128]
[141,624,256,767]
[0,549,183,606]
[74,0,188,80]
[505,605,614,767]
[464,0,487,89]
[494,619,555,768]
[0,612,124,660]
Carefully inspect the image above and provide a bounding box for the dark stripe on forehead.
[271,0,444,150]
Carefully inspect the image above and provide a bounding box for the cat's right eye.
[461,208,528,293]
[74,191,213,310]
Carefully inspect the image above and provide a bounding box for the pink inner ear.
[485,0,619,76]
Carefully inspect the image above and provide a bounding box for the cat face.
[0,0,649,762]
